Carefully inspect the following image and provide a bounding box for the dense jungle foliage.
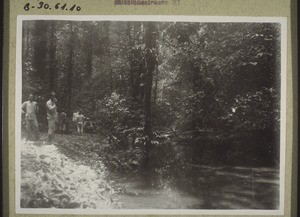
[22,20,281,186]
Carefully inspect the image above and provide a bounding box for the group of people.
[21,92,87,143]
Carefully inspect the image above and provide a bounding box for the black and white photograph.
[15,16,287,215]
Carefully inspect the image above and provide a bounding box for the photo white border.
[15,15,287,215]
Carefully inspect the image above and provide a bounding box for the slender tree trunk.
[33,21,47,80]
[191,64,199,133]
[103,22,114,91]
[127,22,136,98]
[153,64,159,120]
[152,32,160,121]
[67,22,75,121]
[22,22,30,80]
[49,22,57,91]
[23,22,30,61]
[86,23,93,78]
[143,22,157,180]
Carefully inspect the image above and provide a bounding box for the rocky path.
[20,139,119,209]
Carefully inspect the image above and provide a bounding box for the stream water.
[110,165,279,209]
[111,176,200,209]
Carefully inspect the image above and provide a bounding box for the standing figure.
[72,110,79,132]
[76,111,85,134]
[21,94,40,140]
[58,111,67,133]
[72,111,78,132]
[46,92,58,142]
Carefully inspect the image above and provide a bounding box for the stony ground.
[20,136,120,209]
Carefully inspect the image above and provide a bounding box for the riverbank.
[20,133,280,209]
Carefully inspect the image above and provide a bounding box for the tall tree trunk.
[49,22,57,91]
[22,22,30,80]
[22,21,30,62]
[153,64,159,119]
[127,22,135,98]
[33,21,47,80]
[67,22,75,121]
[132,22,144,100]
[143,22,157,180]
[103,22,114,91]
[86,23,93,78]
[152,32,160,121]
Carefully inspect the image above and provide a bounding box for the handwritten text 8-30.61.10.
[24,2,81,12]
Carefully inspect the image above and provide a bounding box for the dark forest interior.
[20,20,281,209]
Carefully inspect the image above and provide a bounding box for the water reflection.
[113,165,279,209]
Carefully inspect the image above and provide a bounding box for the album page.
[2,0,297,216]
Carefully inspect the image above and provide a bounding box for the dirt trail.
[20,139,118,209]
